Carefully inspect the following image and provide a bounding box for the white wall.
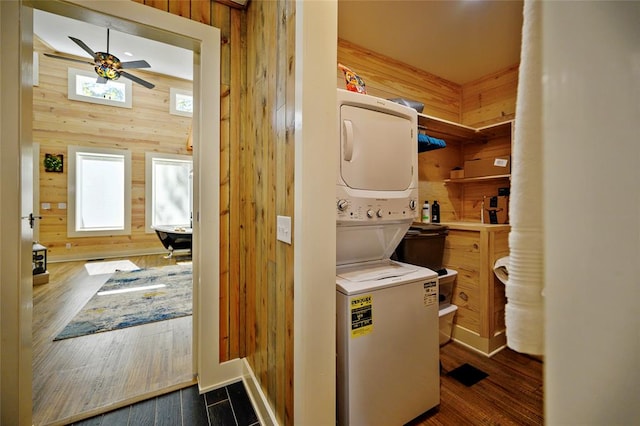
[293,0,338,423]
[543,1,640,423]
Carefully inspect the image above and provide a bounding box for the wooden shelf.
[417,113,513,143]
[444,174,511,183]
[417,113,477,142]
[439,221,511,231]
[477,120,514,139]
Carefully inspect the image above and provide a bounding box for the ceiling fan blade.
[68,36,97,58]
[119,59,151,69]
[43,53,94,66]
[119,71,155,89]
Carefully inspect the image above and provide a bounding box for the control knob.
[409,199,417,210]
[366,209,374,218]
[337,199,348,211]
[376,209,383,218]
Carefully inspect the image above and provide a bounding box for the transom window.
[67,67,133,108]
[170,88,193,116]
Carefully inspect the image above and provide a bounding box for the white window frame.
[145,152,193,233]
[68,146,132,237]
[169,87,193,117]
[33,52,39,86]
[67,67,133,108]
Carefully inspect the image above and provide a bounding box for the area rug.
[84,259,140,276]
[54,264,192,341]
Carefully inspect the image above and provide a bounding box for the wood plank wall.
[458,67,517,221]
[33,37,193,261]
[461,64,519,128]
[337,38,519,128]
[132,1,294,423]
[338,38,461,122]
[244,1,295,424]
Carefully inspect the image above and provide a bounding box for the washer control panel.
[336,196,418,221]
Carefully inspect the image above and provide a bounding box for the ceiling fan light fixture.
[94,52,121,81]
[95,65,120,81]
[46,30,155,88]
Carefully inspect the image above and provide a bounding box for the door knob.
[21,213,42,229]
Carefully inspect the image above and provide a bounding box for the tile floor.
[71,381,259,426]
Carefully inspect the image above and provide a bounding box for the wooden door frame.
[1,1,239,424]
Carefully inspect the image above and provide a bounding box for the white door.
[0,2,35,423]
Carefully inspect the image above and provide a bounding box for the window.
[145,153,193,232]
[170,88,193,116]
[68,146,131,237]
[67,67,132,108]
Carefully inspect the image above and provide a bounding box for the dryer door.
[340,105,414,191]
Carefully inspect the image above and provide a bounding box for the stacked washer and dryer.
[335,89,440,426]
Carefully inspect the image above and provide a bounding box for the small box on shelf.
[464,156,510,178]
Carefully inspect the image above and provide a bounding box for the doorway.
[1,1,232,424]
[30,6,196,425]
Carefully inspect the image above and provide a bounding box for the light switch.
[41,202,51,210]
[58,203,67,209]
[277,215,292,244]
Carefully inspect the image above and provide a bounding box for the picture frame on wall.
[44,153,63,173]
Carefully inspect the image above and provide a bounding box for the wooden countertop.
[413,221,511,232]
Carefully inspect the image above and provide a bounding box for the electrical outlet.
[277,215,292,244]
[65,243,71,249]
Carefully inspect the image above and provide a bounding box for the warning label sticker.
[423,280,438,307]
[350,294,373,338]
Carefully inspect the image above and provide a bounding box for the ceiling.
[338,0,524,84]
[34,1,524,86]
[33,9,194,82]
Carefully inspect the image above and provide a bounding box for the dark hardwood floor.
[411,342,544,425]
[70,381,259,426]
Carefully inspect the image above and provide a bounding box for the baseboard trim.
[451,325,507,357]
[241,358,279,426]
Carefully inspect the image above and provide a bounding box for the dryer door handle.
[343,120,354,162]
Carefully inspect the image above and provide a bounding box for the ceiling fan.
[44,28,155,89]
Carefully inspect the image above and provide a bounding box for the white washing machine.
[336,259,440,426]
[335,89,440,425]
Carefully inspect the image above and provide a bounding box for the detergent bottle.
[422,201,430,224]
